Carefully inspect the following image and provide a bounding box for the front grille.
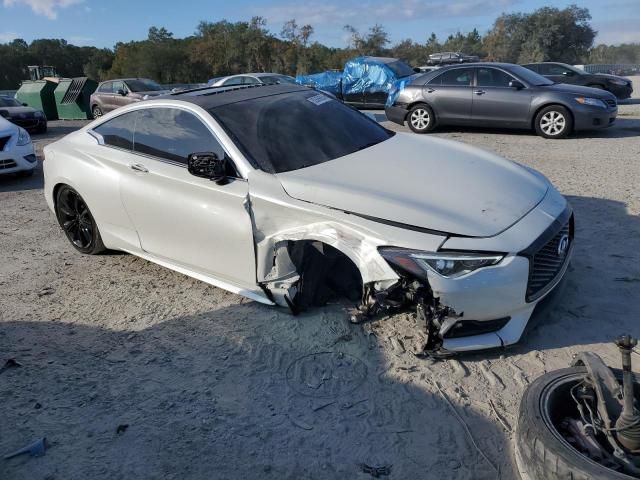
[0,159,17,170]
[0,135,9,151]
[524,213,574,302]
[606,98,616,108]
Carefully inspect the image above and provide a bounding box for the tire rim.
[540,111,566,136]
[58,190,94,249]
[410,109,430,130]
[93,108,102,117]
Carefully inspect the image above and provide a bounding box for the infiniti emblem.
[557,234,570,257]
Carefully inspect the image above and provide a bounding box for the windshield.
[386,60,416,78]
[126,79,164,92]
[260,75,297,85]
[210,91,394,174]
[0,97,21,107]
[510,65,554,86]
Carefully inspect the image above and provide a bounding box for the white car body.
[43,85,573,354]
[0,116,37,175]
[208,73,297,87]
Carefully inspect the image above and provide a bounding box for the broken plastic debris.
[3,438,47,460]
[360,463,391,477]
[0,358,22,375]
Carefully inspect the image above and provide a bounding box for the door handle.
[129,163,148,173]
[425,88,435,93]
[474,89,486,95]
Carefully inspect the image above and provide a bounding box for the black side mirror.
[413,67,422,73]
[188,152,228,185]
[117,89,127,96]
[22,103,28,106]
[509,80,525,89]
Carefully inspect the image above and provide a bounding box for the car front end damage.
[248,169,573,356]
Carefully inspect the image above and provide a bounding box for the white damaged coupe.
[43,84,573,355]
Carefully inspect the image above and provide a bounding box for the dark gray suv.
[385,63,618,139]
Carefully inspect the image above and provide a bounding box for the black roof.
[166,83,310,109]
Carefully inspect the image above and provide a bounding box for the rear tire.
[534,105,572,139]
[55,186,106,255]
[407,104,436,133]
[516,367,634,480]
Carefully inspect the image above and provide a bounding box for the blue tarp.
[385,73,421,107]
[295,71,342,94]
[296,57,412,97]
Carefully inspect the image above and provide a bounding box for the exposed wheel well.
[531,103,575,131]
[286,240,363,309]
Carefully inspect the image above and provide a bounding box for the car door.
[471,67,532,127]
[111,81,129,109]
[423,67,474,124]
[97,81,115,112]
[118,106,258,289]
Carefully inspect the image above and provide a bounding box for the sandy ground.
[1,83,640,480]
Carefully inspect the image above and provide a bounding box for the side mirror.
[117,89,127,96]
[413,67,422,73]
[509,80,525,89]
[188,152,228,185]
[562,71,574,76]
[22,103,28,106]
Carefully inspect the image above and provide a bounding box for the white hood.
[276,133,548,238]
[0,116,18,136]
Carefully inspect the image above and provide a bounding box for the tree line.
[1,4,639,89]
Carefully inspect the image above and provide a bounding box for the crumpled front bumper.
[420,189,573,354]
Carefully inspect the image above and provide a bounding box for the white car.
[208,73,297,87]
[0,116,37,177]
[43,84,573,355]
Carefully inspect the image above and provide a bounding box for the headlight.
[16,127,31,146]
[575,96,607,108]
[607,78,628,86]
[379,248,504,279]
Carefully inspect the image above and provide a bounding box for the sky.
[0,0,639,48]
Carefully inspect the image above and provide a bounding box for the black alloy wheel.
[55,186,105,254]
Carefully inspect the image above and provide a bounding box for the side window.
[524,64,539,74]
[537,64,553,75]
[476,68,515,87]
[428,68,473,86]
[112,80,125,93]
[93,111,137,150]
[547,64,569,75]
[98,82,113,93]
[243,76,261,85]
[223,77,244,86]
[133,108,226,165]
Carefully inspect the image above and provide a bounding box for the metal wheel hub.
[540,111,566,135]
[410,109,430,130]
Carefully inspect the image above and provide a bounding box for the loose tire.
[92,106,103,119]
[516,367,635,480]
[407,104,436,134]
[534,105,572,139]
[55,186,105,255]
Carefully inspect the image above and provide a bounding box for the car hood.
[593,73,631,83]
[0,106,37,115]
[276,134,549,238]
[544,82,616,98]
[0,116,17,136]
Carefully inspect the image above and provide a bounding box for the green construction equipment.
[54,78,98,120]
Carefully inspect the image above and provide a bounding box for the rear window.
[210,91,394,174]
